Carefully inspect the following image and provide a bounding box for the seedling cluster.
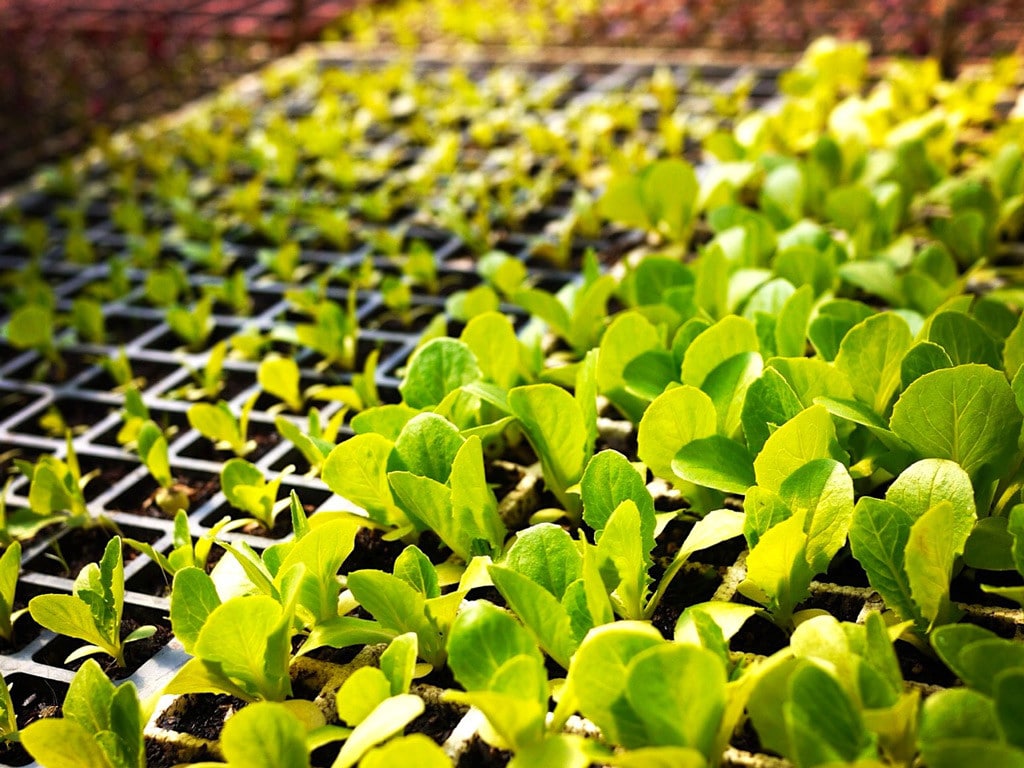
[0,30,1023,768]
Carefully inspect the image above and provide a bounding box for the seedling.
[125,509,245,577]
[29,537,156,667]
[187,393,259,457]
[20,660,146,768]
[137,420,191,515]
[0,543,27,643]
[220,459,294,531]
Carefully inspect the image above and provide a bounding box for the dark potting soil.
[457,736,512,768]
[28,525,155,578]
[404,700,466,746]
[145,739,220,768]
[0,678,66,767]
[649,564,722,639]
[108,473,220,519]
[33,616,173,680]
[155,693,247,741]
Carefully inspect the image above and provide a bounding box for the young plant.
[3,303,64,379]
[116,387,151,447]
[748,613,918,768]
[28,537,156,667]
[20,660,146,768]
[274,407,346,476]
[850,458,977,639]
[345,545,469,670]
[293,298,359,371]
[220,459,294,531]
[124,510,244,577]
[0,542,27,643]
[14,434,112,533]
[171,340,228,401]
[555,621,736,766]
[0,672,18,747]
[598,158,700,245]
[258,353,305,412]
[166,294,215,352]
[923,624,1024,766]
[137,420,190,515]
[187,393,259,457]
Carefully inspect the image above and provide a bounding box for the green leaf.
[900,341,953,389]
[741,512,814,625]
[219,701,311,768]
[753,405,845,494]
[597,501,651,620]
[399,338,480,409]
[447,601,545,694]
[567,622,665,748]
[779,459,854,573]
[193,595,292,701]
[360,734,452,768]
[29,594,112,659]
[834,313,912,414]
[928,311,1002,368]
[508,384,586,512]
[461,312,521,391]
[391,414,464,484]
[489,566,578,670]
[258,355,302,411]
[347,570,425,638]
[322,434,401,526]
[638,385,717,482]
[681,316,759,388]
[504,523,582,600]
[337,667,391,726]
[886,459,975,521]
[297,616,395,657]
[740,367,804,455]
[380,633,418,697]
[890,364,1021,480]
[625,644,726,756]
[774,285,814,359]
[672,436,754,495]
[849,498,919,628]
[701,352,763,438]
[581,451,654,540]
[170,568,221,654]
[906,500,972,628]
[786,663,875,767]
[331,695,425,768]
[598,312,663,422]
[20,719,113,768]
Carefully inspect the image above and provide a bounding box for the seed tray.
[2,46,1024,767]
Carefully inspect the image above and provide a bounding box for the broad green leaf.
[258,355,302,411]
[219,701,311,768]
[786,664,875,767]
[508,384,586,511]
[567,622,664,748]
[360,734,451,768]
[332,695,424,768]
[297,616,395,657]
[849,498,919,629]
[163,657,254,701]
[740,367,804,455]
[624,644,726,755]
[347,570,424,637]
[193,595,292,701]
[449,435,505,558]
[743,486,792,550]
[598,312,663,422]
[779,459,854,573]
[808,299,874,361]
[753,405,845,493]
[741,512,814,625]
[391,413,464,484]
[29,594,111,657]
[928,311,1002,369]
[769,357,854,407]
[489,566,577,670]
[170,567,221,654]
[392,547,439,599]
[504,523,582,599]
[322,434,400,526]
[137,421,173,488]
[448,600,545,695]
[461,312,521,390]
[890,364,1021,480]
[337,667,391,726]
[701,352,763,437]
[920,688,1001,749]
[775,284,815,358]
[900,341,953,389]
[597,500,651,620]
[20,718,113,768]
[834,313,912,414]
[672,436,755,494]
[886,459,975,521]
[638,386,717,482]
[681,316,759,388]
[399,338,480,409]
[581,450,654,541]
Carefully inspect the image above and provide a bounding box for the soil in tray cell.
[24,524,160,579]
[649,564,723,640]
[0,674,69,768]
[90,406,189,449]
[32,604,173,681]
[143,323,237,355]
[175,422,281,464]
[154,693,246,741]
[0,391,41,429]
[457,737,512,768]
[5,396,111,439]
[76,356,181,395]
[106,468,220,520]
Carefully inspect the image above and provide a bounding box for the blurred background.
[2,0,1023,186]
